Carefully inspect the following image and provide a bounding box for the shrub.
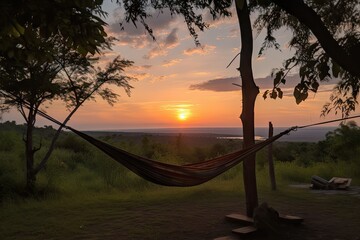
[0,131,18,152]
[56,134,89,153]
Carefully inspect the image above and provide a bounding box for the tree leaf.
[311,81,319,92]
[263,90,269,99]
[332,62,341,78]
[270,89,277,99]
[277,88,283,99]
[273,71,284,86]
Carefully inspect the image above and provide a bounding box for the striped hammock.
[69,127,293,187]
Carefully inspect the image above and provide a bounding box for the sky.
[2,1,360,130]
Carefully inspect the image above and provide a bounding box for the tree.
[115,0,359,217]
[320,121,360,162]
[235,0,260,216]
[256,0,360,116]
[0,12,135,192]
[115,0,261,216]
[0,0,108,56]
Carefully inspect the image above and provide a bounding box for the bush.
[0,131,18,152]
[0,152,23,200]
[56,134,89,153]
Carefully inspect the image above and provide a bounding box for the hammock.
[1,91,296,186]
[68,127,294,186]
[5,91,359,187]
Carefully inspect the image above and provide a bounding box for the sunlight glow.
[177,108,190,121]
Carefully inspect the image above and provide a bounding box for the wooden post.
[268,122,276,190]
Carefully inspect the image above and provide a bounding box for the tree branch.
[271,0,360,77]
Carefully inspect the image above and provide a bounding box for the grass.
[274,161,360,185]
[0,180,238,239]
[1,128,360,239]
[1,178,360,240]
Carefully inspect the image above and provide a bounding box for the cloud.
[149,74,177,83]
[131,73,151,81]
[194,71,211,76]
[216,28,239,40]
[129,65,152,71]
[189,77,241,92]
[114,34,152,48]
[229,28,239,37]
[164,28,179,48]
[143,28,180,59]
[183,44,216,56]
[232,47,240,53]
[126,72,178,83]
[162,58,182,67]
[126,65,152,81]
[143,47,168,59]
[189,75,339,93]
[108,9,178,48]
[162,103,194,111]
[202,9,237,28]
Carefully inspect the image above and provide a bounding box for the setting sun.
[178,112,187,121]
[177,108,190,121]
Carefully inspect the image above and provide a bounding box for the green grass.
[274,161,360,185]
[1,128,360,239]
[1,178,360,240]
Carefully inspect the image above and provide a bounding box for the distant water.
[114,127,337,142]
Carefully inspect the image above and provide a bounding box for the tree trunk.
[34,104,82,175]
[25,114,36,193]
[235,0,260,217]
[268,122,276,190]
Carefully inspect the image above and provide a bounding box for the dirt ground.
[74,188,360,240]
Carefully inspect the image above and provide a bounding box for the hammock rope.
[2,90,360,186]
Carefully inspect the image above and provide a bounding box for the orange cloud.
[162,59,182,67]
[183,44,216,56]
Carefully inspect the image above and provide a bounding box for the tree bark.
[272,0,360,78]
[268,122,276,191]
[235,0,260,217]
[25,110,36,193]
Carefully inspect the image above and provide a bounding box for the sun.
[177,108,190,121]
[178,112,187,120]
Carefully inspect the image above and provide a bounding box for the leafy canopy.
[0,0,107,57]
[254,0,360,116]
[115,0,233,45]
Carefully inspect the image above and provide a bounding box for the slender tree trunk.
[34,104,82,175]
[25,114,36,193]
[268,122,276,190]
[235,0,260,217]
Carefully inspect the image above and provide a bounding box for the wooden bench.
[226,213,254,224]
[227,212,303,224]
[279,214,304,224]
[213,226,258,240]
[213,236,239,240]
[311,175,352,190]
[232,226,258,235]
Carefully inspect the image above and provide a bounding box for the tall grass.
[274,161,360,185]
[1,127,360,204]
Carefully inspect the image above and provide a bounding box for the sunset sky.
[3,2,360,130]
